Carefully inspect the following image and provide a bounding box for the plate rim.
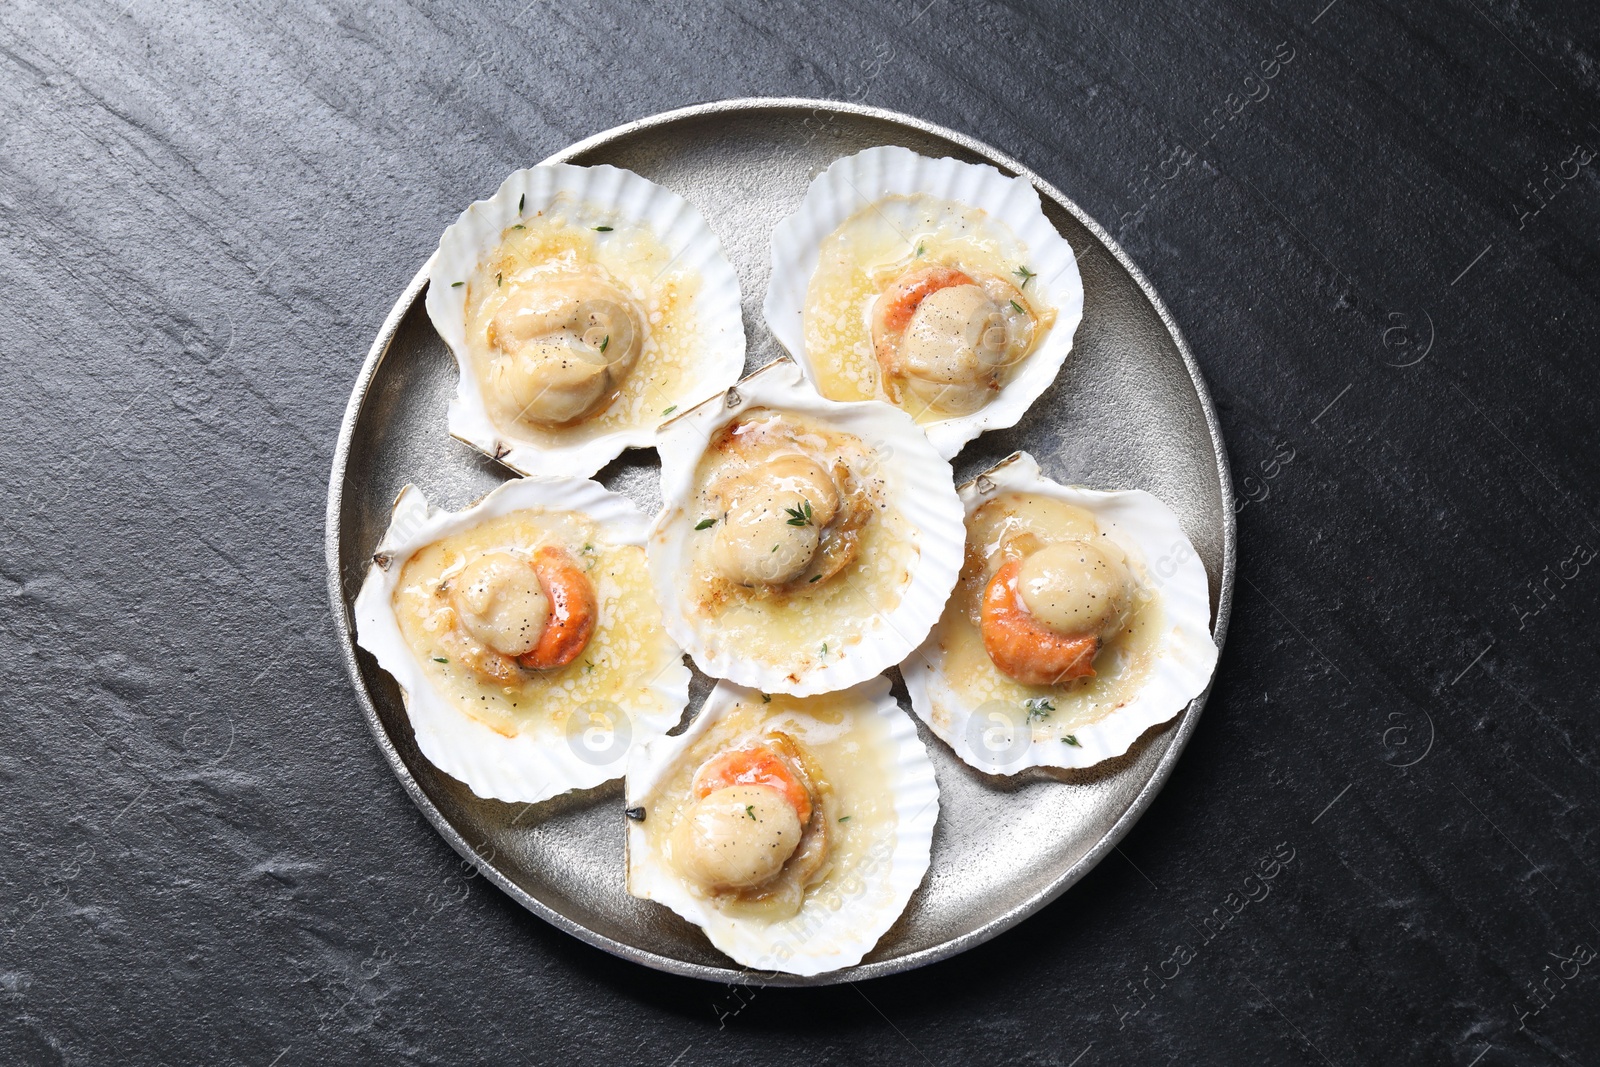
[323,96,1236,986]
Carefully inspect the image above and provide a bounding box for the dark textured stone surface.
[2,1,1597,1063]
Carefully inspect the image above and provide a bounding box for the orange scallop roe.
[979,558,1100,686]
[517,545,596,671]
[692,741,812,824]
[876,265,975,333]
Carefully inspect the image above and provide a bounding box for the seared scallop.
[647,359,964,696]
[626,678,938,976]
[354,476,690,803]
[428,163,744,477]
[903,452,1218,773]
[765,146,1083,458]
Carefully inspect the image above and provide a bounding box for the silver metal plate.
[325,98,1235,986]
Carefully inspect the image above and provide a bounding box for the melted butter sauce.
[802,193,1053,421]
[642,693,900,923]
[392,508,678,739]
[462,192,702,444]
[684,409,915,681]
[936,492,1163,735]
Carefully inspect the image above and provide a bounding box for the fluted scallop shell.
[764,145,1083,459]
[625,677,938,977]
[354,476,690,803]
[903,451,1218,773]
[647,358,964,696]
[427,164,744,478]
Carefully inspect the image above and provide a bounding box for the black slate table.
[3,2,1597,1064]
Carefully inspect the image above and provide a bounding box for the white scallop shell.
[625,677,938,977]
[648,358,964,696]
[353,476,691,803]
[903,451,1218,773]
[764,145,1084,459]
[427,164,745,478]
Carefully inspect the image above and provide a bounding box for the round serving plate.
[325,98,1234,986]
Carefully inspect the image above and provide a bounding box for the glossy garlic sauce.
[682,408,916,685]
[462,191,702,444]
[803,193,1055,421]
[933,492,1163,737]
[392,508,678,738]
[639,692,901,922]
